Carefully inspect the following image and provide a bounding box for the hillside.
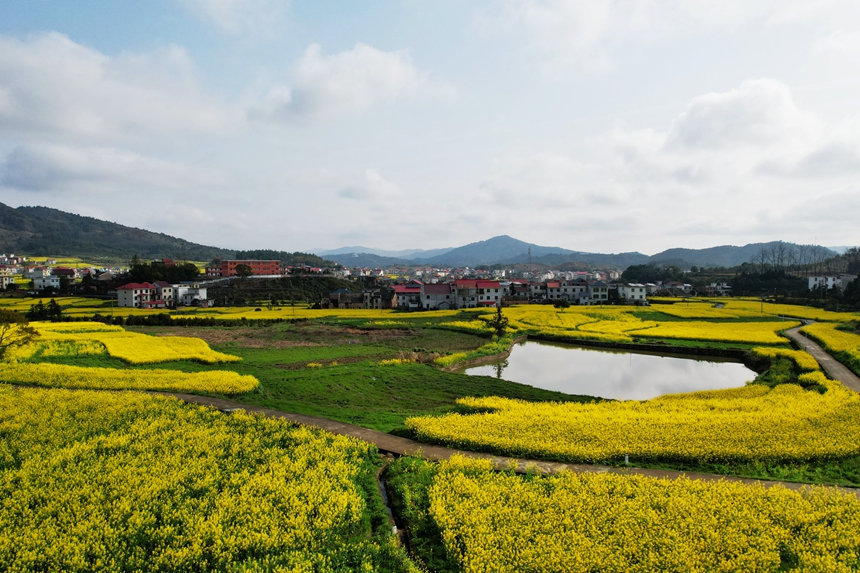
[648,242,838,269]
[0,202,234,263]
[417,235,576,267]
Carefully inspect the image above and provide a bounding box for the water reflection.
[460,341,756,401]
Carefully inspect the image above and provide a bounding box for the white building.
[117,282,156,307]
[618,283,648,302]
[33,276,61,291]
[174,284,209,306]
[808,276,840,291]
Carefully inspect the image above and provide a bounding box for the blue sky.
[1,1,859,255]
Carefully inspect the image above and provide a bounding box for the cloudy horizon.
[1,1,859,256]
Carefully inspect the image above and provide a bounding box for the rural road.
[161,391,859,497]
[784,324,860,393]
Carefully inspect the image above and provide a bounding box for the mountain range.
[0,202,843,270]
[321,235,841,270]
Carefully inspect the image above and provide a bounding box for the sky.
[1,1,859,256]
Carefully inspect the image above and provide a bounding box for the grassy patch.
[35,323,593,432]
[622,457,860,488]
[384,457,456,573]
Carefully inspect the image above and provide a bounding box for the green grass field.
[35,321,596,432]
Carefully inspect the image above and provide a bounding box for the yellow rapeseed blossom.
[802,322,860,368]
[429,456,860,573]
[627,320,798,345]
[407,380,860,463]
[0,385,416,572]
[30,321,240,364]
[1,362,258,394]
[751,346,820,371]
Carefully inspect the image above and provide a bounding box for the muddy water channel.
[459,340,757,400]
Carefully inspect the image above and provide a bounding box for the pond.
[459,340,757,400]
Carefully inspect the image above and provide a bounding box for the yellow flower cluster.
[378,358,415,366]
[651,302,758,319]
[30,321,240,364]
[497,306,639,343]
[803,322,860,364]
[1,362,258,394]
[6,339,106,362]
[0,385,415,572]
[627,320,798,345]
[407,380,860,463]
[429,456,860,573]
[751,346,820,371]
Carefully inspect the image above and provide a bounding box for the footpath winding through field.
[784,323,860,393]
[161,390,860,497]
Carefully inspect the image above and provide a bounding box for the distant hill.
[0,202,234,263]
[318,245,453,259]
[319,238,839,270]
[417,235,577,267]
[532,251,650,268]
[325,252,409,268]
[648,242,839,269]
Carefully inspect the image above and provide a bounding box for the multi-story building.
[221,260,281,277]
[618,283,648,302]
[117,282,156,307]
[422,283,454,310]
[33,276,62,291]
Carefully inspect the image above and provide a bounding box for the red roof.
[476,280,501,288]
[546,281,561,288]
[392,285,421,293]
[480,300,498,305]
[117,282,155,290]
[423,284,451,295]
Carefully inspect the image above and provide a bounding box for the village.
[3,254,855,311]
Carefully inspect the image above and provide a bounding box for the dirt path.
[784,324,860,393]
[160,391,859,497]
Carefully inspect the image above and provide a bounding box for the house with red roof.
[421,283,454,310]
[392,281,423,309]
[116,282,156,308]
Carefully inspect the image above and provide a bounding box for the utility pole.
[528,247,533,280]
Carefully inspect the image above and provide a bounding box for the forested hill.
[233,249,334,268]
[0,202,234,263]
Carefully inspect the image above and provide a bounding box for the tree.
[47,299,63,321]
[553,299,571,312]
[486,304,509,338]
[0,310,38,359]
[27,300,47,321]
[235,264,253,278]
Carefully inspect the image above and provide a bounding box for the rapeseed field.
[428,456,860,573]
[407,378,860,464]
[0,385,416,572]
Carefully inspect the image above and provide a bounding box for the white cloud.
[481,1,860,75]
[473,78,860,251]
[250,43,445,121]
[666,79,819,150]
[0,33,231,143]
[0,143,223,193]
[179,0,289,36]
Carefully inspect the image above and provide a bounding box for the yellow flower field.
[802,322,860,358]
[1,362,258,394]
[0,385,415,572]
[28,321,240,364]
[627,320,798,345]
[407,379,860,463]
[751,346,820,371]
[429,456,860,573]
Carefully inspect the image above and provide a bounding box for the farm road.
[784,324,860,393]
[161,391,859,498]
